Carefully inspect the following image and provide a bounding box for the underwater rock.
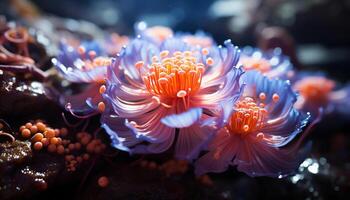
[0,70,59,117]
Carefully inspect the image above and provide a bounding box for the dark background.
[1,0,350,83]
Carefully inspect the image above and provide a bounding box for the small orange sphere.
[45,129,55,138]
[25,122,32,129]
[81,135,91,145]
[98,176,109,188]
[50,137,59,145]
[41,138,49,146]
[68,143,75,151]
[36,122,46,132]
[57,145,65,155]
[75,143,82,150]
[30,125,38,134]
[83,153,90,160]
[54,129,60,136]
[32,133,44,142]
[21,128,31,138]
[19,125,26,132]
[47,144,56,153]
[33,142,43,151]
[60,128,68,136]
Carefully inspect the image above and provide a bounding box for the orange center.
[294,77,335,102]
[226,97,267,135]
[136,50,207,99]
[240,57,271,73]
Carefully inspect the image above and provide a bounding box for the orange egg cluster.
[136,50,210,99]
[19,121,67,152]
[64,131,106,172]
[18,120,106,172]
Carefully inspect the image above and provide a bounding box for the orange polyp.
[206,57,213,65]
[259,92,266,100]
[201,48,209,55]
[272,93,280,102]
[138,50,206,99]
[99,85,106,94]
[98,102,106,112]
[226,97,267,135]
[78,46,86,55]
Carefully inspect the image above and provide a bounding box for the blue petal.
[161,108,202,128]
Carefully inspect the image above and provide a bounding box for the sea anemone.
[52,40,112,115]
[293,73,350,117]
[101,36,243,160]
[195,71,311,177]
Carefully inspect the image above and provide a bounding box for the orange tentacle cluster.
[77,46,111,71]
[136,50,210,99]
[226,97,268,135]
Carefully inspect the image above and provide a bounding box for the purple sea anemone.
[195,71,311,177]
[100,36,243,160]
[52,40,112,115]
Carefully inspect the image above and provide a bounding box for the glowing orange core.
[136,50,207,99]
[226,97,268,135]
